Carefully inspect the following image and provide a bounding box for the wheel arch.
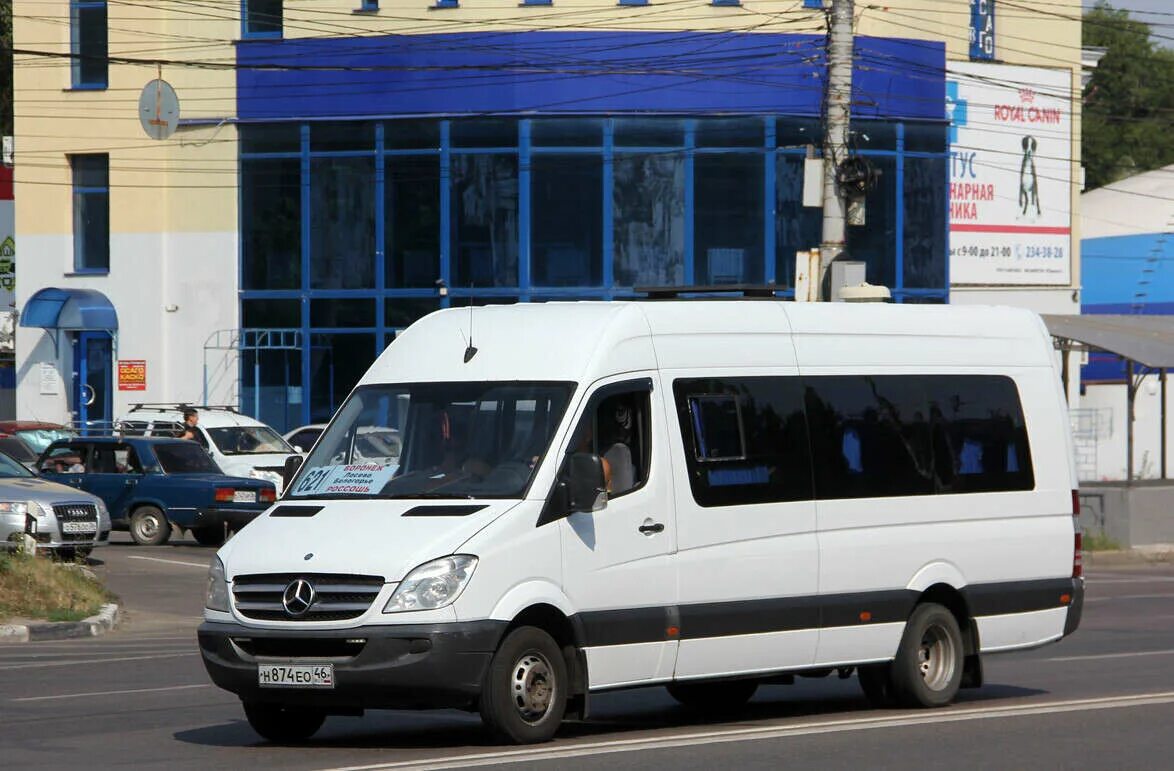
[503,602,589,717]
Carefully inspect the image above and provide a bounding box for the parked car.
[116,405,296,493]
[284,423,401,463]
[37,437,276,547]
[0,449,109,560]
[0,421,78,456]
[283,424,326,454]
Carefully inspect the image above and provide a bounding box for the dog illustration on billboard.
[1019,135,1041,217]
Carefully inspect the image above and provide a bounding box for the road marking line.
[11,684,209,702]
[127,555,209,569]
[0,652,195,670]
[1045,649,1174,663]
[316,691,1174,771]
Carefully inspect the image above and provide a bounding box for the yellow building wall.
[13,0,237,238]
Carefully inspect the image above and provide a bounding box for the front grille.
[52,503,98,543]
[232,573,384,621]
[230,636,367,659]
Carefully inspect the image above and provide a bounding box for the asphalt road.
[4,535,1174,770]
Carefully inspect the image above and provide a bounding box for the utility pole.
[819,0,855,299]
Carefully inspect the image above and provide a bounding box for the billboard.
[948,63,1072,286]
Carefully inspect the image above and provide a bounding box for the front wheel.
[479,626,567,744]
[890,602,964,708]
[667,680,758,712]
[129,506,170,546]
[242,702,325,743]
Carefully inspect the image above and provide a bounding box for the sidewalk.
[1086,545,1174,567]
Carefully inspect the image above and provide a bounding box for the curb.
[0,603,120,644]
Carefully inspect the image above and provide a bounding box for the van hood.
[218,498,519,582]
[217,453,291,474]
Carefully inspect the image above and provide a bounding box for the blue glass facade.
[236,32,949,430]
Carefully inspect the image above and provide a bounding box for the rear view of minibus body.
[198,300,1082,745]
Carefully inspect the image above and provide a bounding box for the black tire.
[129,506,170,546]
[666,679,758,712]
[191,526,225,547]
[858,664,896,707]
[890,602,964,708]
[242,701,325,743]
[479,626,568,744]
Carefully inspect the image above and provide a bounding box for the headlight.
[205,556,230,612]
[0,501,29,516]
[384,555,478,613]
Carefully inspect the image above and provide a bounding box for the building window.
[243,0,283,38]
[386,156,441,288]
[451,155,519,288]
[241,158,301,290]
[70,0,108,88]
[532,155,602,287]
[613,153,685,287]
[359,0,379,9]
[695,154,764,285]
[310,157,376,289]
[71,154,109,273]
[433,0,458,7]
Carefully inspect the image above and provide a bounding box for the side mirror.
[282,454,304,491]
[568,452,607,513]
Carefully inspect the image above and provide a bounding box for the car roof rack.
[128,403,240,413]
[632,284,786,300]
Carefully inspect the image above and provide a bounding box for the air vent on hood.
[269,505,324,518]
[403,505,488,517]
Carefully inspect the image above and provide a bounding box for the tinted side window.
[927,376,1034,493]
[804,376,934,499]
[673,377,812,507]
[804,375,1033,499]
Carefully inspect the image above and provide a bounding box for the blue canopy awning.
[20,287,118,332]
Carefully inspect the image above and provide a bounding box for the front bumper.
[198,619,507,712]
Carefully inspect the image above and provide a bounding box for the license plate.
[258,663,334,688]
[62,521,96,534]
[233,490,257,504]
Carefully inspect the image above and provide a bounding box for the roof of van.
[361,301,1053,386]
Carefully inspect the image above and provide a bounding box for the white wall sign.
[39,362,61,395]
[948,63,1072,286]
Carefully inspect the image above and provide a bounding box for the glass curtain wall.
[240,116,948,430]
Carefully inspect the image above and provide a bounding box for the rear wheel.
[191,526,225,547]
[242,701,325,743]
[667,680,758,712]
[479,626,567,744]
[890,602,964,708]
[129,506,170,546]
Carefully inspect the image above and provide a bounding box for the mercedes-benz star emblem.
[282,578,316,617]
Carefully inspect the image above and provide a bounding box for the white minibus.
[199,300,1083,744]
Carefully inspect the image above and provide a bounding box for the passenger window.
[804,375,1034,500]
[568,385,651,498]
[926,375,1034,493]
[804,376,935,499]
[41,446,88,474]
[673,377,813,507]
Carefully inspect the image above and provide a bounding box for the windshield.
[288,381,574,500]
[0,450,33,478]
[155,443,222,474]
[0,438,35,464]
[17,428,77,453]
[206,426,292,455]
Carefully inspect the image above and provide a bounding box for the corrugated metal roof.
[1043,314,1174,368]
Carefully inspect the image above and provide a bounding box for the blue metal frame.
[240,115,949,425]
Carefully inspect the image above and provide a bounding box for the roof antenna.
[463,281,478,363]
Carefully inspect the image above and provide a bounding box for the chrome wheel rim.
[137,514,159,539]
[917,623,956,691]
[510,650,556,723]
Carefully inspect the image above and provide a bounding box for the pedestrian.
[180,408,200,441]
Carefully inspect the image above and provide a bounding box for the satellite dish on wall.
[138,79,180,140]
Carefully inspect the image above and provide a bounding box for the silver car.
[0,450,110,559]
